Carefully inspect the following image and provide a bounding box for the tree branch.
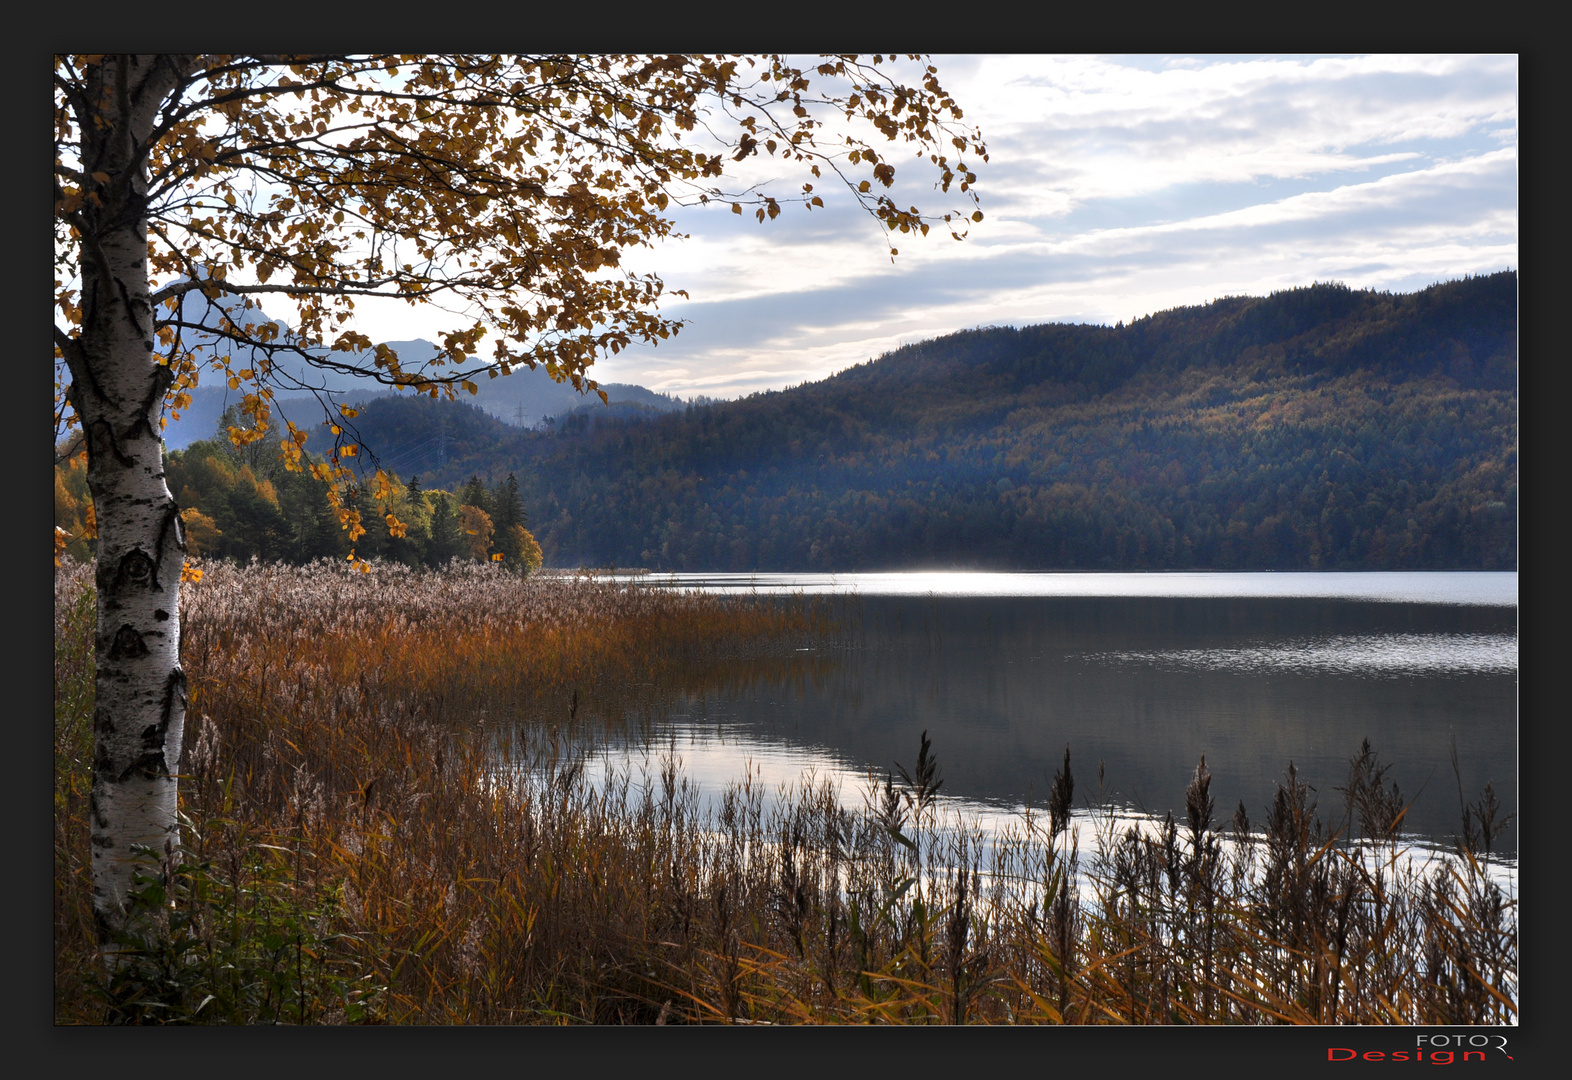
[54,324,87,366]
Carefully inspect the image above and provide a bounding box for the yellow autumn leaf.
[56,56,986,900]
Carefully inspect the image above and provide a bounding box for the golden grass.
[54,557,1516,1024]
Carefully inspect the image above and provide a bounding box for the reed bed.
[54,558,1515,1024]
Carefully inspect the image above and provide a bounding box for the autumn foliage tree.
[52,54,985,945]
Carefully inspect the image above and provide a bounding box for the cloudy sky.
[362,54,1519,401]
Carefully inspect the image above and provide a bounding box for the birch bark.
[51,50,984,949]
[59,56,193,940]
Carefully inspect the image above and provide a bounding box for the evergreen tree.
[459,475,494,519]
[426,493,460,568]
[278,468,346,563]
[340,483,388,561]
[222,475,292,561]
[492,473,526,531]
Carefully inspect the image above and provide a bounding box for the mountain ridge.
[118,286,689,449]
[298,272,1516,572]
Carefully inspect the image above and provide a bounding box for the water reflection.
[1092,632,1519,677]
[541,573,1518,855]
[624,570,1517,606]
[530,719,1515,895]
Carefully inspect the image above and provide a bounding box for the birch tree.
[53,53,986,945]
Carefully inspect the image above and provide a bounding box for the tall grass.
[54,558,1515,1024]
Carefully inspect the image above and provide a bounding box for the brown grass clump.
[54,558,1515,1024]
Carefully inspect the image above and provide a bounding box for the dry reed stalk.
[54,557,1516,1025]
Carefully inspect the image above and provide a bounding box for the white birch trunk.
[61,56,192,942]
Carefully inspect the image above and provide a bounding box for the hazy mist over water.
[629,570,1517,606]
[579,572,1519,853]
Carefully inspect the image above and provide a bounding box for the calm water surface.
[575,572,1518,854]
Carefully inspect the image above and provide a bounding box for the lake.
[565,572,1518,856]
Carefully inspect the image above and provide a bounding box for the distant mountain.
[302,273,1516,572]
[145,288,684,449]
[437,368,686,430]
[161,371,684,450]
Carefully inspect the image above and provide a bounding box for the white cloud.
[348,54,1518,401]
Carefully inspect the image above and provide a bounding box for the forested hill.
[219,273,1520,571]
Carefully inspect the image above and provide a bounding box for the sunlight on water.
[623,570,1517,606]
[543,724,1516,896]
[1090,632,1519,677]
[593,727,873,809]
[571,725,1048,831]
[528,570,1516,875]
